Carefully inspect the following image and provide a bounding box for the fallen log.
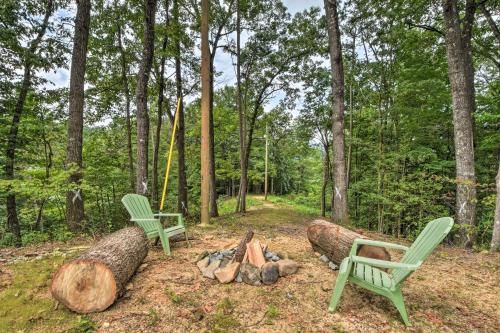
[307,220,391,265]
[234,229,254,262]
[50,227,148,313]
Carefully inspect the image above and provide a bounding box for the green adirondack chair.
[329,217,454,325]
[121,194,190,255]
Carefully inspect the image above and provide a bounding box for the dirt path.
[1,202,499,332]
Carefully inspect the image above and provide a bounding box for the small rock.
[264,251,275,259]
[220,258,230,268]
[319,255,329,263]
[314,252,321,257]
[202,259,221,279]
[271,255,280,262]
[102,322,110,328]
[261,262,279,285]
[214,262,240,283]
[278,259,298,277]
[328,262,338,270]
[195,251,209,262]
[126,282,133,290]
[240,263,262,286]
[235,272,242,283]
[196,256,210,272]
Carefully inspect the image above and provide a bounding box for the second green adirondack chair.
[329,217,454,325]
[121,194,190,255]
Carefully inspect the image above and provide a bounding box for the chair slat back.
[392,217,453,285]
[122,194,160,234]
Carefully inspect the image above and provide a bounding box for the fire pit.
[196,230,298,285]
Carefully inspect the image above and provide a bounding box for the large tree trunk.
[200,0,211,226]
[117,22,134,192]
[442,0,477,248]
[324,0,348,224]
[307,220,391,265]
[50,227,148,313]
[135,0,157,195]
[66,0,90,232]
[491,163,500,252]
[235,0,247,213]
[173,0,188,215]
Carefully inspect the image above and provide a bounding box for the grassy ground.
[0,196,499,332]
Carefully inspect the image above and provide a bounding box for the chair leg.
[159,232,171,256]
[329,258,351,312]
[185,231,191,248]
[390,289,410,326]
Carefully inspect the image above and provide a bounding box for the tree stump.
[50,227,148,313]
[307,220,391,265]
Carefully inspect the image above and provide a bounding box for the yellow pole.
[160,98,181,211]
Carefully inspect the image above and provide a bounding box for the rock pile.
[196,239,298,285]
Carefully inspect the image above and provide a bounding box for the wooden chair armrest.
[349,238,409,256]
[351,255,421,270]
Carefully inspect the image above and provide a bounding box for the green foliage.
[68,316,97,333]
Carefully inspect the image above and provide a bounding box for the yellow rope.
[160,97,181,211]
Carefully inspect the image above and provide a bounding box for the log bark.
[234,229,254,262]
[50,227,148,313]
[307,220,390,265]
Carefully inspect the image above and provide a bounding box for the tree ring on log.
[51,259,118,313]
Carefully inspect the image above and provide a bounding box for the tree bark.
[135,0,157,195]
[66,0,91,232]
[117,22,134,192]
[200,0,211,226]
[324,0,348,224]
[234,229,254,262]
[442,0,477,248]
[50,227,148,313]
[307,220,391,265]
[235,0,247,213]
[491,163,500,252]
[173,0,188,215]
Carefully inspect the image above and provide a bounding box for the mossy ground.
[1,196,499,332]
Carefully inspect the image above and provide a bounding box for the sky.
[44,0,325,114]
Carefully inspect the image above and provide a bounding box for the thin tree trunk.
[173,0,188,215]
[66,0,90,232]
[321,145,330,217]
[208,58,219,217]
[236,0,247,213]
[490,162,500,252]
[152,2,170,210]
[479,3,500,45]
[5,0,53,246]
[117,23,134,192]
[200,0,211,225]
[324,0,348,224]
[442,0,477,248]
[135,0,157,195]
[346,34,355,189]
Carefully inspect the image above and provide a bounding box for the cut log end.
[51,260,117,313]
